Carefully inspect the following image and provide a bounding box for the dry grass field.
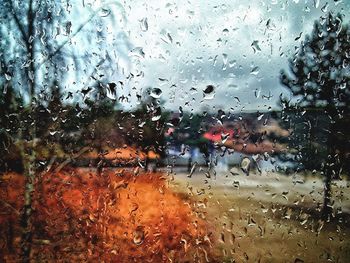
[1,167,349,262]
[168,169,350,262]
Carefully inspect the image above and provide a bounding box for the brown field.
[169,169,350,262]
[0,168,217,262]
[1,167,349,262]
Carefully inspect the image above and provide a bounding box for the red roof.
[203,127,237,142]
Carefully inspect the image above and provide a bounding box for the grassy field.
[1,167,349,262]
[168,168,350,262]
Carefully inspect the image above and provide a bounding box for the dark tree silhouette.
[280,13,350,219]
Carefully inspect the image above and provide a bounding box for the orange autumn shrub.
[0,168,217,262]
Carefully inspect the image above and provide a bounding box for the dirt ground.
[168,168,350,262]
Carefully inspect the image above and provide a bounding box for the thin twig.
[54,147,90,173]
[37,9,99,69]
[8,0,27,41]
[0,199,20,216]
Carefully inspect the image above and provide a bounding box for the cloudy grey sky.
[65,0,350,113]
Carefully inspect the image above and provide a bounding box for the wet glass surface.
[0,0,350,262]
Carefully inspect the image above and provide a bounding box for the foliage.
[280,13,350,175]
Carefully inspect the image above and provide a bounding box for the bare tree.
[0,1,125,260]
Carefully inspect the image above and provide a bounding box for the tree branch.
[83,57,107,86]
[37,9,99,69]
[0,199,20,216]
[37,1,125,70]
[7,0,27,41]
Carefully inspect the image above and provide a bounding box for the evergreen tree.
[280,13,350,219]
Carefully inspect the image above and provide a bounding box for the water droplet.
[251,40,261,53]
[222,53,228,70]
[221,132,230,144]
[313,0,320,8]
[140,17,148,31]
[133,226,145,245]
[232,180,240,189]
[203,85,215,100]
[4,73,12,81]
[203,85,214,94]
[133,166,140,175]
[106,83,117,100]
[250,66,260,75]
[151,114,161,121]
[65,21,72,35]
[49,131,58,136]
[257,113,264,121]
[295,32,302,41]
[138,121,146,128]
[188,162,197,178]
[241,157,250,175]
[254,88,261,98]
[99,8,111,17]
[160,30,173,44]
[150,88,162,99]
[321,3,329,13]
[129,47,145,58]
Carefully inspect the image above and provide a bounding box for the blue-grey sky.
[65,0,350,112]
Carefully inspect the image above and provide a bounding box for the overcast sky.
[66,0,350,113]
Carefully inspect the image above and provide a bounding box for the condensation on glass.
[0,0,349,262]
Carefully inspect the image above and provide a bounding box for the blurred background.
[0,0,350,262]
